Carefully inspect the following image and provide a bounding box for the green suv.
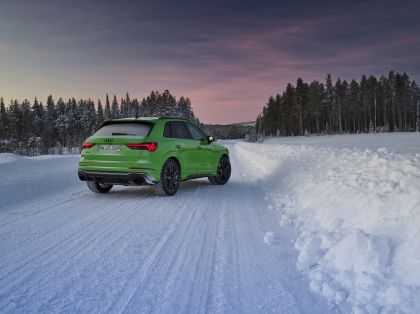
[78,117,231,196]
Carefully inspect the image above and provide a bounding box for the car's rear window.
[93,123,152,137]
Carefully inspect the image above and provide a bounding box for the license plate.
[98,145,121,152]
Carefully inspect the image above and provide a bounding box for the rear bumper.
[78,170,157,186]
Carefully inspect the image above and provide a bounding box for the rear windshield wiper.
[112,132,135,136]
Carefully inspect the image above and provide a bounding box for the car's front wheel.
[87,181,113,193]
[208,155,231,185]
[155,159,180,196]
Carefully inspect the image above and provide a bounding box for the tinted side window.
[169,122,191,139]
[163,122,171,137]
[185,123,207,141]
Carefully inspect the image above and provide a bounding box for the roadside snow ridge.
[235,140,420,314]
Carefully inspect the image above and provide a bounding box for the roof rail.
[158,116,196,122]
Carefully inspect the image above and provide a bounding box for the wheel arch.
[166,156,181,174]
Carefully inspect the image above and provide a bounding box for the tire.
[208,155,231,185]
[87,181,113,193]
[154,159,180,196]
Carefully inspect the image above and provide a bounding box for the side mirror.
[207,135,216,143]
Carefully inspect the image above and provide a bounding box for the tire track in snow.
[105,190,201,313]
[36,189,173,312]
[0,188,157,311]
[117,182,222,313]
[205,189,243,313]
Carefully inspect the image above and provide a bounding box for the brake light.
[82,142,95,149]
[126,142,158,152]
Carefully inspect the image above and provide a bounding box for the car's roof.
[109,117,159,122]
[106,117,196,123]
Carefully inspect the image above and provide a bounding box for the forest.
[203,123,255,140]
[256,71,420,136]
[0,90,198,155]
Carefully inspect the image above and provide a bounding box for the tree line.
[203,123,255,140]
[256,71,420,136]
[0,90,198,155]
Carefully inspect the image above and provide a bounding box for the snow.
[0,149,331,313]
[1,133,419,313]
[265,132,420,154]
[234,133,420,313]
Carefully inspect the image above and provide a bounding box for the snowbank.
[234,139,420,313]
[266,132,420,154]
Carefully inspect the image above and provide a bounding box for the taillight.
[126,142,158,152]
[82,142,95,149]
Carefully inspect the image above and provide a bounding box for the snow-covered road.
[0,144,332,313]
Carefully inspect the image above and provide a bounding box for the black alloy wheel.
[156,159,180,196]
[208,155,231,185]
[87,181,113,193]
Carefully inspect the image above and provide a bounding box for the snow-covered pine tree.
[104,94,111,121]
[121,92,130,118]
[130,99,140,117]
[55,98,67,150]
[66,98,78,151]
[31,97,44,139]
[0,97,8,151]
[111,95,119,119]
[120,97,126,118]
[43,95,56,154]
[140,98,149,116]
[96,99,104,129]
[0,98,6,135]
[146,91,157,116]
[184,97,195,120]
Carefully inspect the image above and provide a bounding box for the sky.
[0,0,419,124]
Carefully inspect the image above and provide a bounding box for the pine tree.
[256,72,418,137]
[0,97,7,142]
[367,75,378,131]
[348,80,360,132]
[324,74,334,131]
[43,95,56,153]
[121,92,131,118]
[388,71,397,130]
[96,99,104,129]
[104,94,111,121]
[334,78,347,133]
[31,97,45,153]
[111,95,119,119]
[308,81,324,134]
[360,75,369,131]
[295,78,308,135]
[378,76,389,131]
[283,83,295,135]
[55,98,67,149]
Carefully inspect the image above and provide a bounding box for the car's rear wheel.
[87,181,113,193]
[155,159,180,196]
[208,155,231,185]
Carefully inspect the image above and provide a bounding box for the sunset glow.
[1,0,419,123]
